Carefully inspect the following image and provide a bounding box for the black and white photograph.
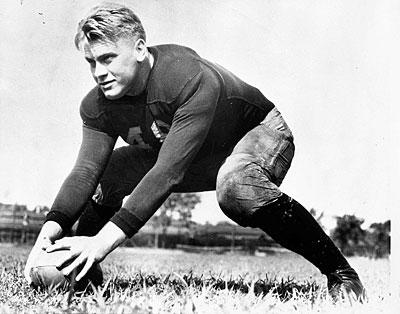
[0,0,397,312]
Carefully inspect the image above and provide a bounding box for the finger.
[46,243,69,253]
[76,257,94,282]
[62,256,85,277]
[46,238,72,252]
[57,252,78,270]
[53,237,73,246]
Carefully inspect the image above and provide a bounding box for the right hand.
[24,221,63,284]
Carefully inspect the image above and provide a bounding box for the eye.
[102,55,114,65]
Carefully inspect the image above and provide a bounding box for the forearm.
[110,165,176,237]
[46,166,100,230]
[46,126,116,232]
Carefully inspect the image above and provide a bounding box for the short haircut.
[74,2,146,49]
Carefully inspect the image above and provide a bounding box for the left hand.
[24,221,63,284]
[46,222,127,282]
[46,236,108,282]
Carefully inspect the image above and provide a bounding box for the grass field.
[0,244,395,313]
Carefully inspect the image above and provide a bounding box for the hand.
[24,221,63,283]
[46,236,108,282]
[46,222,127,282]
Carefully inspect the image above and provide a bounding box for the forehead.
[83,40,117,58]
[82,38,135,58]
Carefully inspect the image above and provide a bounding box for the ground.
[0,244,395,313]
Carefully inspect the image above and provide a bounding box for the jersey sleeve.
[110,67,220,237]
[45,126,116,231]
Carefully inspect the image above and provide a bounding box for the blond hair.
[74,2,146,49]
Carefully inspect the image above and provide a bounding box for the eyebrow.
[85,52,117,63]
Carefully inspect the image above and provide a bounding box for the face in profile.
[83,37,147,100]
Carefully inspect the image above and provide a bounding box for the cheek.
[121,58,138,77]
[119,68,136,84]
[107,64,123,79]
[109,59,137,83]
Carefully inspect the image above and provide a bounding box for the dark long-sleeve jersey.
[46,44,275,237]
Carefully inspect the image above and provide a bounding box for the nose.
[94,62,108,80]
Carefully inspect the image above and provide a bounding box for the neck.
[140,51,154,93]
[148,51,154,69]
[127,52,153,96]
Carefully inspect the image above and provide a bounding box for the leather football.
[29,249,72,289]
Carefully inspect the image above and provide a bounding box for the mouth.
[99,80,115,89]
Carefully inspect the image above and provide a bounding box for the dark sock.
[75,200,118,237]
[251,193,349,275]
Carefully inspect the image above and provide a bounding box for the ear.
[135,38,147,62]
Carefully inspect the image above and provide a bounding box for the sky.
[0,0,398,229]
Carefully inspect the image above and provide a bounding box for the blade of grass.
[67,269,77,306]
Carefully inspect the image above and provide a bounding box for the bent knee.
[216,155,248,208]
[216,157,282,226]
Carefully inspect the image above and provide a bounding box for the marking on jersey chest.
[126,126,149,147]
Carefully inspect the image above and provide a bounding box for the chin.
[103,93,122,100]
[102,89,125,100]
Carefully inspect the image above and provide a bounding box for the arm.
[24,126,115,283]
[110,67,221,237]
[45,125,116,232]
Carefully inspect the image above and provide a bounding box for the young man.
[25,3,365,300]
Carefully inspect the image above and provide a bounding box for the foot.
[327,267,366,302]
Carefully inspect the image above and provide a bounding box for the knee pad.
[216,156,282,227]
[216,167,249,226]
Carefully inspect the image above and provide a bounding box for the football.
[29,248,104,290]
[29,249,72,289]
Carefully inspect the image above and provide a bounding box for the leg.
[75,145,158,236]
[216,107,296,226]
[216,108,365,300]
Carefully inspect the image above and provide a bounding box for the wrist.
[39,221,63,241]
[95,221,127,254]
[45,210,73,233]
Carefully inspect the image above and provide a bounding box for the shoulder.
[147,44,214,104]
[80,86,102,117]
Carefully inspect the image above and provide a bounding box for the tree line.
[331,214,390,258]
[0,197,390,258]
